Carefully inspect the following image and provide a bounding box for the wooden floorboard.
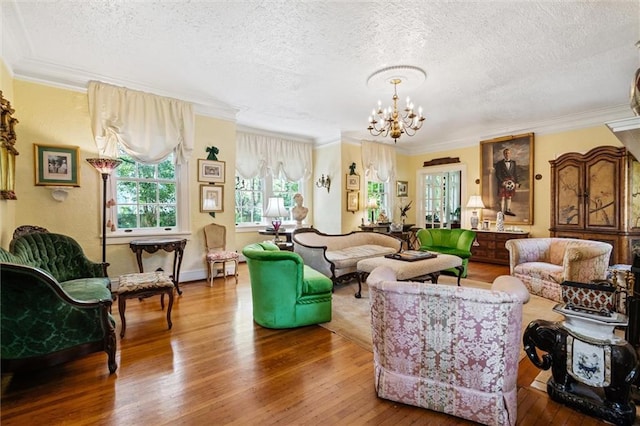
[1,261,632,425]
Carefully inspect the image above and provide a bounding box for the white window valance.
[88,81,195,165]
[361,140,397,182]
[236,132,312,181]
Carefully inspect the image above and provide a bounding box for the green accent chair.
[416,228,477,278]
[0,263,117,374]
[242,242,333,329]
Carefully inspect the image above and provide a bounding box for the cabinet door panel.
[556,162,583,228]
[586,157,618,229]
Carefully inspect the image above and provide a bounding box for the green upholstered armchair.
[1,263,117,374]
[242,242,333,329]
[416,228,476,278]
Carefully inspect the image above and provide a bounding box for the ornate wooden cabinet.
[471,230,529,265]
[549,145,640,264]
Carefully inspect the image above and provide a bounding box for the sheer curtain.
[362,140,398,220]
[236,132,311,181]
[87,81,195,164]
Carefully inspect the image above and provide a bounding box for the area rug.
[319,275,562,362]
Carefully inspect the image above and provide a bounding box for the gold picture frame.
[200,184,224,212]
[346,174,360,191]
[396,180,408,197]
[480,132,534,225]
[347,191,359,212]
[34,144,80,186]
[198,159,226,183]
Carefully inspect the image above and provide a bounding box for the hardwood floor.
[0,262,618,425]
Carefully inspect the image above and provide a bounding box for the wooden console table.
[471,230,529,265]
[129,238,187,295]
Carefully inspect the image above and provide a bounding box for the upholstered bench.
[356,253,463,298]
[115,271,175,338]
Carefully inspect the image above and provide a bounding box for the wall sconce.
[316,174,331,193]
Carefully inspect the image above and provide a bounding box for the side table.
[129,238,187,295]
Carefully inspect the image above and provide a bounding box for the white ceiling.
[2,1,639,155]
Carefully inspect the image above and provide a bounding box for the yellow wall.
[313,143,342,233]
[5,79,237,279]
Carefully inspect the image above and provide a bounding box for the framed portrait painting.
[479,132,534,225]
[198,159,225,183]
[347,191,359,212]
[346,174,360,191]
[200,184,224,212]
[396,180,408,197]
[34,144,80,186]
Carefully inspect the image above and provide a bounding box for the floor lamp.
[86,158,122,264]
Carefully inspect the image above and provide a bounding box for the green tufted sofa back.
[10,232,106,282]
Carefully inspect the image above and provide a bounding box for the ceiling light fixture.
[366,66,426,143]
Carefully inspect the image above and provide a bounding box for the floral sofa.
[0,232,116,373]
[367,266,528,425]
[292,227,401,285]
[505,237,612,302]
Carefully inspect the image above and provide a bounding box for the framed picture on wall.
[200,184,224,212]
[396,180,408,197]
[346,174,360,191]
[480,132,534,225]
[347,191,359,212]
[34,144,80,186]
[198,159,225,183]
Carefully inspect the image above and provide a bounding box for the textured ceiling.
[1,1,639,154]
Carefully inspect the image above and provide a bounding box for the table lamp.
[367,198,379,224]
[466,195,485,230]
[264,197,288,242]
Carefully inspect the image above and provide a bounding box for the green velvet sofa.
[416,228,476,278]
[242,242,333,329]
[0,232,117,373]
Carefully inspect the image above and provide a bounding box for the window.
[111,149,189,236]
[418,166,465,229]
[366,179,389,222]
[235,173,301,226]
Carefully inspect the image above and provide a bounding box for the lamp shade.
[86,158,122,175]
[466,195,485,209]
[367,199,379,209]
[264,197,288,218]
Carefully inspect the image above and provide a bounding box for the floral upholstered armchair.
[368,266,528,426]
[505,237,612,302]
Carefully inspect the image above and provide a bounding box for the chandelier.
[366,66,426,143]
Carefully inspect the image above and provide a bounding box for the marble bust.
[291,193,308,228]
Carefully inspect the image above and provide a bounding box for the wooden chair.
[204,223,239,286]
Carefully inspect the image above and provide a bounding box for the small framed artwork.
[346,174,360,191]
[480,132,534,225]
[34,144,80,186]
[347,191,359,212]
[396,180,408,197]
[198,159,226,183]
[200,184,224,212]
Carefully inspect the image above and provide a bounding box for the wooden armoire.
[549,145,640,265]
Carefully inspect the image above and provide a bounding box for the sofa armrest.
[293,242,333,279]
[563,244,612,282]
[505,239,551,272]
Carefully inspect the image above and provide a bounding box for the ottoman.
[115,271,175,338]
[355,253,463,298]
